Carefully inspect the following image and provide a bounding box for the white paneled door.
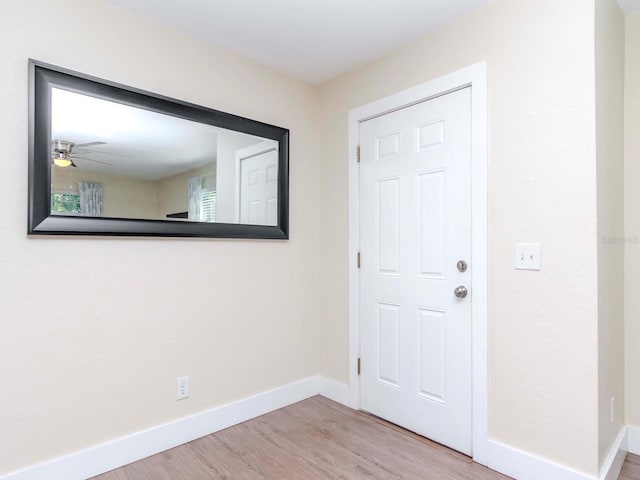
[359,87,472,455]
[236,141,279,226]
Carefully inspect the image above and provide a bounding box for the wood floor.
[92,395,640,480]
[621,453,640,480]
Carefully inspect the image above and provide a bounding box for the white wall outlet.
[176,376,189,400]
[611,396,616,424]
[515,243,541,270]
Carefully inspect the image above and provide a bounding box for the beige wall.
[625,11,640,430]
[52,168,159,219]
[0,0,320,475]
[595,0,626,466]
[157,163,215,220]
[319,0,600,474]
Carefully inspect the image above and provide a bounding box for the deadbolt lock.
[457,260,468,272]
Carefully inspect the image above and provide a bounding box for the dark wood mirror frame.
[28,60,289,239]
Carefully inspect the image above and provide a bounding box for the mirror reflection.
[50,88,279,226]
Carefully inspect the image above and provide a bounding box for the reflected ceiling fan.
[51,139,118,168]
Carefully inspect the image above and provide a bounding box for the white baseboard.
[488,428,629,480]
[599,427,628,480]
[488,440,594,480]
[628,425,640,456]
[318,376,349,406]
[0,376,321,480]
[2,375,632,480]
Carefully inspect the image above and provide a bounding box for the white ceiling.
[102,0,491,84]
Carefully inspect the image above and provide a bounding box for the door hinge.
[357,357,361,375]
[357,251,361,268]
[357,144,361,163]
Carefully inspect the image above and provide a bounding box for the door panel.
[377,178,401,274]
[418,170,446,278]
[418,308,446,402]
[377,302,401,387]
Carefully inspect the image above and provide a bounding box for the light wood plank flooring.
[621,453,640,480]
[92,395,640,479]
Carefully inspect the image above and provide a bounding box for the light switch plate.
[515,243,541,270]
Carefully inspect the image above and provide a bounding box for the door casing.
[347,61,488,465]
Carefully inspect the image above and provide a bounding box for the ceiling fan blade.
[74,148,128,157]
[72,156,113,167]
[75,141,107,147]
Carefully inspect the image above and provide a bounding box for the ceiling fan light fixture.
[53,152,72,167]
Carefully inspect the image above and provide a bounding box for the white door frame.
[347,61,488,465]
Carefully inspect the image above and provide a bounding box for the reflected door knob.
[454,286,468,298]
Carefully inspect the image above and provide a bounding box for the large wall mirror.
[28,60,289,238]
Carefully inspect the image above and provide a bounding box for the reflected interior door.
[236,141,278,226]
[359,87,472,454]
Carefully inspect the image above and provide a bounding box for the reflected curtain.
[78,182,103,217]
[188,176,202,220]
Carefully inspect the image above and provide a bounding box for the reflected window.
[200,189,216,222]
[51,190,81,215]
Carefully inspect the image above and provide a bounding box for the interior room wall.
[156,163,216,220]
[0,0,321,475]
[52,168,159,219]
[595,0,626,467]
[318,0,600,475]
[625,11,640,431]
